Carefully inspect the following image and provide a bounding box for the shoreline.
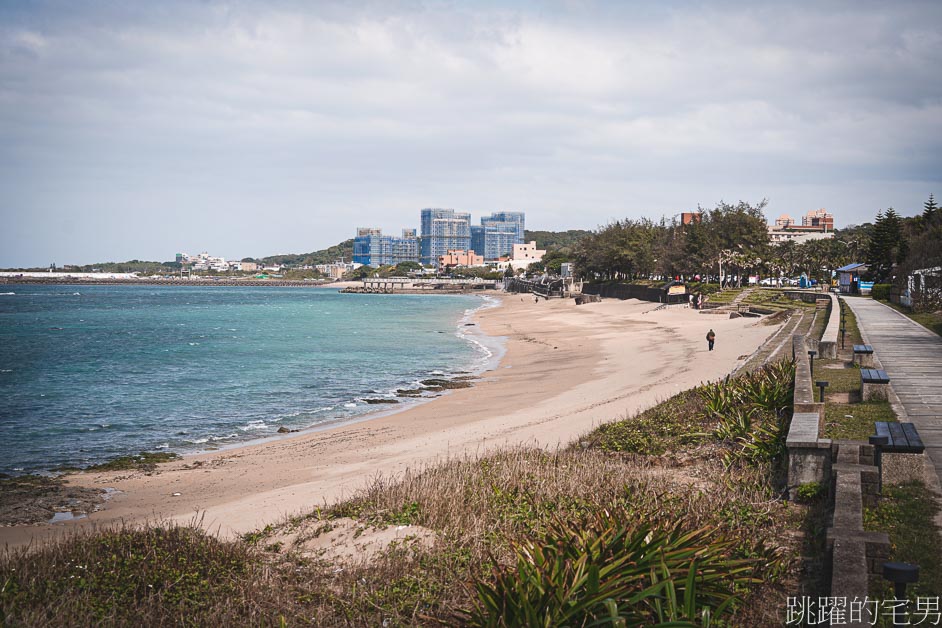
[1,295,783,548]
[0,287,497,477]
[158,292,507,464]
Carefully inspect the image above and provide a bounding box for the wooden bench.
[861,368,890,401]
[853,344,875,367]
[861,368,889,384]
[873,421,924,454]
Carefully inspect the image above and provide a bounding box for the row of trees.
[564,194,939,312]
[866,195,941,311]
[570,201,860,287]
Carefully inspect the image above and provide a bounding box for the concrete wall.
[818,294,841,358]
[787,334,831,493]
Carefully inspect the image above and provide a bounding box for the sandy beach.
[1,296,781,547]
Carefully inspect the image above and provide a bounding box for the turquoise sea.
[0,285,498,474]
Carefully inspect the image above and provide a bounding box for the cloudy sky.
[1,1,940,267]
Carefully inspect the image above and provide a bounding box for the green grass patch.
[816,358,861,394]
[837,298,864,347]
[809,301,830,342]
[865,481,942,597]
[702,288,746,305]
[580,388,709,455]
[85,451,180,472]
[823,401,896,440]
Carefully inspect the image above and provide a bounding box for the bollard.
[869,434,889,494]
[883,562,919,625]
[816,380,829,403]
[841,326,846,349]
[808,350,817,378]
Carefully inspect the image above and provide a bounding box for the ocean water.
[0,285,498,474]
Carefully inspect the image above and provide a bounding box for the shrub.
[871,284,892,301]
[468,509,759,626]
[796,482,824,502]
[0,524,255,625]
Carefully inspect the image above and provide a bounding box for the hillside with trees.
[255,239,355,267]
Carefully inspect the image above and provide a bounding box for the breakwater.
[341,277,501,294]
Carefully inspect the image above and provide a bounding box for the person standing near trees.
[706,329,716,351]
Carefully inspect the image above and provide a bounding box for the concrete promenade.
[844,297,942,487]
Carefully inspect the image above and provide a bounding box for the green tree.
[698,200,770,286]
[924,193,938,223]
[866,208,908,282]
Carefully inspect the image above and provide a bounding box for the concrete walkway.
[843,297,942,486]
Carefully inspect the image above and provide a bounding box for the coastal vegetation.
[571,200,863,287]
[1,362,807,626]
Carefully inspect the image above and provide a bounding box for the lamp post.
[808,350,817,378]
[816,381,829,403]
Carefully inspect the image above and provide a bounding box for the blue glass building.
[353,228,419,268]
[420,209,472,265]
[474,211,526,260]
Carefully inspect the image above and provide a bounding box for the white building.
[495,241,547,271]
[316,261,363,279]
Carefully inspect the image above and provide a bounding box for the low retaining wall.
[787,334,829,494]
[818,294,840,359]
[582,282,687,304]
[827,443,891,616]
[785,290,831,304]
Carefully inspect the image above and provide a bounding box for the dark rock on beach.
[363,398,399,404]
[420,378,473,389]
[0,475,104,526]
[396,389,425,397]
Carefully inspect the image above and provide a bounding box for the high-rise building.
[420,209,471,265]
[473,211,526,260]
[802,208,834,231]
[353,228,419,268]
[470,226,485,257]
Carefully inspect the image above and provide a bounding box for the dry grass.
[3,365,812,627]
[2,449,808,626]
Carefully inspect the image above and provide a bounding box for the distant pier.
[341,277,500,294]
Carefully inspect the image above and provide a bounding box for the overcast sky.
[1,1,940,267]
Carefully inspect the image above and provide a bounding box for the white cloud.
[0,1,940,266]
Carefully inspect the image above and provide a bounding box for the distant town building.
[768,228,835,243]
[496,241,547,272]
[420,208,471,265]
[681,212,702,225]
[768,208,835,243]
[315,261,362,279]
[186,252,230,272]
[802,208,834,231]
[472,211,526,260]
[353,228,420,268]
[438,250,485,272]
[560,263,575,278]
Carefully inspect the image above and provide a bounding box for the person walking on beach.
[706,329,716,351]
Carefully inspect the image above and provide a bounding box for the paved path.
[844,297,942,485]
